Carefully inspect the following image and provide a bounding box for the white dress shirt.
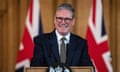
[55,30,70,54]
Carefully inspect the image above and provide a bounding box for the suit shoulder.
[34,32,52,42]
[71,33,87,42]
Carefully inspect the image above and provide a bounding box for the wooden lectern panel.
[71,67,93,72]
[24,66,93,72]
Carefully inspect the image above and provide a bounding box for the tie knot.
[61,37,66,41]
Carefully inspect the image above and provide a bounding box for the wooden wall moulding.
[24,67,94,72]
[0,0,7,11]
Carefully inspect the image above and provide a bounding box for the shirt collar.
[55,30,70,43]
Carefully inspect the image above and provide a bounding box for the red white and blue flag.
[15,0,42,71]
[86,0,112,72]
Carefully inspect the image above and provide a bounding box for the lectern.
[24,66,94,72]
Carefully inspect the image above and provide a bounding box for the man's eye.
[65,18,72,21]
[56,17,63,20]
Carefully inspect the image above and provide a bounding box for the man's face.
[54,9,75,36]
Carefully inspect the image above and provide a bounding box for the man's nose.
[61,19,66,24]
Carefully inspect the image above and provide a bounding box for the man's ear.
[72,18,75,26]
[54,16,56,24]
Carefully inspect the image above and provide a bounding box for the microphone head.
[46,63,72,72]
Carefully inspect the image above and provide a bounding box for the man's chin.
[59,32,68,36]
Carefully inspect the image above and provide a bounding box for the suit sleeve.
[30,36,45,66]
[80,40,93,66]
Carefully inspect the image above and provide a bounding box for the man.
[30,3,93,67]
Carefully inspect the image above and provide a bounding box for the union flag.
[86,0,112,72]
[15,0,42,71]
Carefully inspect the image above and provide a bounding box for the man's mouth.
[59,24,68,28]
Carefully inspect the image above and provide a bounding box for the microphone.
[47,63,72,72]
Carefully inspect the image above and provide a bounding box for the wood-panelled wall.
[0,0,119,72]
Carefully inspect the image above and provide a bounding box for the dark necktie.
[60,37,66,63]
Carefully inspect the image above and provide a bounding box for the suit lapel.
[49,31,77,65]
[49,31,60,63]
[66,35,77,65]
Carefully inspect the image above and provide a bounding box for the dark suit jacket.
[30,31,93,67]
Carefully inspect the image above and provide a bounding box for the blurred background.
[0,0,119,72]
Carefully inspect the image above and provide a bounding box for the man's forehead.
[56,8,71,13]
[56,9,72,17]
